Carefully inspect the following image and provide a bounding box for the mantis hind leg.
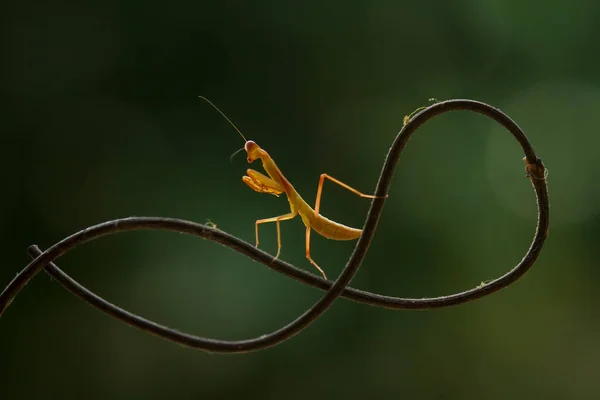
[306,173,385,278]
[255,212,297,259]
[305,227,327,280]
[313,173,381,217]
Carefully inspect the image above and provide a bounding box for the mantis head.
[245,140,265,163]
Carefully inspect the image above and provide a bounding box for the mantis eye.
[245,140,257,152]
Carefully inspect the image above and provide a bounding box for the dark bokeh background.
[2,1,600,399]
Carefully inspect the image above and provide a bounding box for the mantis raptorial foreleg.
[255,212,298,259]
[313,173,378,217]
[243,169,284,196]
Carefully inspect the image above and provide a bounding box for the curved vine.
[0,99,549,353]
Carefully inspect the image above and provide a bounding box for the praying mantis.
[200,97,383,280]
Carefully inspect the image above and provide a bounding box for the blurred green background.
[2,1,600,399]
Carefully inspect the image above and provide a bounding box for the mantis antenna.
[198,96,247,143]
[229,147,245,162]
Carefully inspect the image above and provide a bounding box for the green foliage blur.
[2,1,600,399]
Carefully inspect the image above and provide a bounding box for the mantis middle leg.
[255,211,298,259]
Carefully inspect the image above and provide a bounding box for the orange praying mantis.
[200,97,384,280]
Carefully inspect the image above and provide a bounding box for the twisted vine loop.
[0,99,549,353]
